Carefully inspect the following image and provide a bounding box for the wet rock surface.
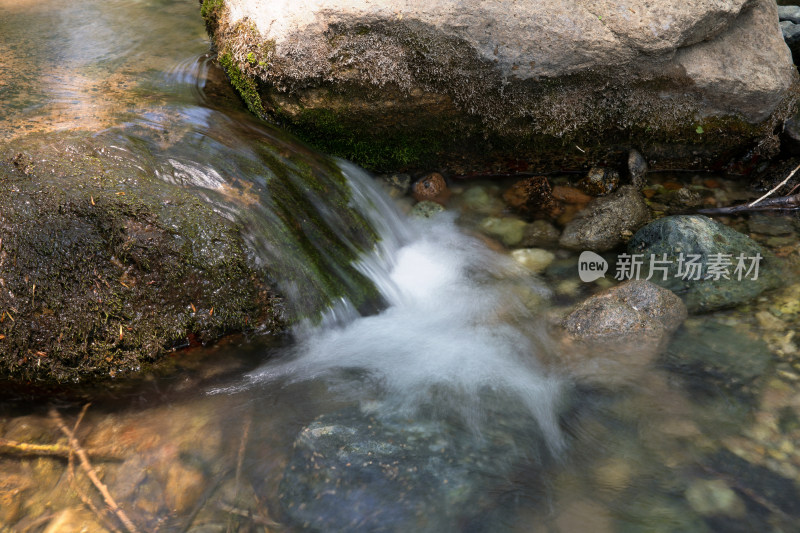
[560,281,687,383]
[578,167,619,196]
[628,215,779,312]
[663,320,773,398]
[204,0,798,173]
[0,132,282,382]
[559,185,650,252]
[279,406,553,532]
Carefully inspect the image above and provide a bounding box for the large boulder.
[0,132,283,383]
[202,0,799,172]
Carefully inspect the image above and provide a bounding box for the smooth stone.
[480,216,529,246]
[460,185,505,215]
[410,200,446,218]
[628,215,779,312]
[207,0,798,173]
[511,248,555,273]
[519,219,561,247]
[747,213,795,236]
[279,406,552,532]
[559,186,650,252]
[560,280,687,384]
[685,479,746,517]
[663,319,772,396]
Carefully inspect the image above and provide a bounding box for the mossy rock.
[0,132,283,383]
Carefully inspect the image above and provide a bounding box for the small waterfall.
[112,54,567,449]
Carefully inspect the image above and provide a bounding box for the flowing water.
[2,1,800,532]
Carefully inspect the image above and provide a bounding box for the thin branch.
[749,162,800,207]
[50,407,140,533]
[0,437,120,460]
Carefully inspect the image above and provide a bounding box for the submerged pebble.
[511,248,555,273]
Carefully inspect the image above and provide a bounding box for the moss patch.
[219,51,265,117]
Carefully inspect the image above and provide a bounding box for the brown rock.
[578,167,620,196]
[412,172,451,205]
[503,176,563,218]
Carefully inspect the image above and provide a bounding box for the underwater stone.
[663,319,772,396]
[410,200,446,218]
[560,280,687,384]
[503,176,563,218]
[279,406,551,532]
[628,215,779,312]
[204,0,798,172]
[511,248,556,273]
[480,216,529,246]
[559,186,650,252]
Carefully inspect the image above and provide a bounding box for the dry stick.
[65,404,123,533]
[228,414,253,533]
[749,162,800,207]
[50,407,140,533]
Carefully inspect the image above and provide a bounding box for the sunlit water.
[2,0,800,532]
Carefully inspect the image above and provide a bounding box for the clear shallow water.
[1,0,800,532]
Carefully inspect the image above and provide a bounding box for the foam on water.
[216,163,567,450]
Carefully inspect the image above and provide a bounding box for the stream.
[2,1,800,532]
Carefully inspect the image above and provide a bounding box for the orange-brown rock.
[412,172,451,205]
[502,176,563,218]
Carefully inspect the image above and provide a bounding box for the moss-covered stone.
[0,132,283,383]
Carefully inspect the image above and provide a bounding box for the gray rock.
[560,280,687,384]
[204,0,798,172]
[628,215,779,312]
[559,185,650,252]
[628,149,648,189]
[279,407,551,532]
[778,5,800,24]
[562,280,686,343]
[663,319,772,396]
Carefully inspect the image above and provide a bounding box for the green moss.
[200,0,224,25]
[286,108,443,171]
[219,52,265,117]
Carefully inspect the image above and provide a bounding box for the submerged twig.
[749,162,800,208]
[50,406,140,533]
[0,437,119,460]
[698,193,800,215]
